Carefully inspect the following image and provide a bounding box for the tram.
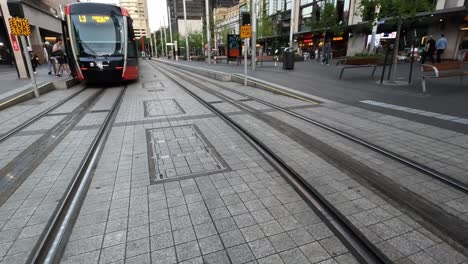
[63,3,139,82]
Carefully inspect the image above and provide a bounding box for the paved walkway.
[159,58,468,121]
[0,65,68,101]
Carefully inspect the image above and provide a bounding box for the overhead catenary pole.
[163,16,168,57]
[154,31,158,58]
[182,0,190,61]
[160,24,165,57]
[20,36,39,97]
[369,4,381,53]
[168,6,174,59]
[288,0,294,48]
[251,0,257,70]
[205,0,211,64]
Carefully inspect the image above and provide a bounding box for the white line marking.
[360,100,467,125]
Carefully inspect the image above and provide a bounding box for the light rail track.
[27,86,127,263]
[153,62,388,263]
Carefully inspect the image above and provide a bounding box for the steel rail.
[0,87,86,144]
[154,63,387,264]
[157,61,468,194]
[28,86,127,264]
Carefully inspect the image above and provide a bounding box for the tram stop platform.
[0,60,466,264]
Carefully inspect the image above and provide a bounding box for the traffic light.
[241,12,251,26]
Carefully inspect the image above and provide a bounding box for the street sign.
[240,25,251,39]
[10,34,20,51]
[8,17,32,36]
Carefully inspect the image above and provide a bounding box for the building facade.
[119,0,150,39]
[167,0,204,36]
[0,0,77,78]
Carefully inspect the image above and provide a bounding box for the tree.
[258,13,274,38]
[188,31,203,55]
[309,1,341,45]
[357,0,432,82]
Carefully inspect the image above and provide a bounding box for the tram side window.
[127,21,137,58]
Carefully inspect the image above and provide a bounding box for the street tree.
[357,0,433,82]
[309,0,341,46]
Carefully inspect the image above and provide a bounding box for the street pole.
[369,4,380,53]
[244,38,248,86]
[251,0,257,70]
[183,0,190,61]
[154,31,158,58]
[163,16,168,57]
[205,0,211,64]
[168,6,174,59]
[20,36,39,98]
[289,0,294,48]
[160,25,164,57]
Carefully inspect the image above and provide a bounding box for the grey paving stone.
[125,237,150,258]
[214,217,237,233]
[173,226,197,245]
[220,229,246,248]
[61,249,100,264]
[375,241,406,261]
[387,235,421,257]
[6,235,39,255]
[190,211,212,225]
[402,230,437,250]
[150,219,172,235]
[150,231,174,251]
[305,223,334,240]
[233,213,257,228]
[125,253,151,264]
[251,209,275,223]
[198,235,224,255]
[425,243,466,264]
[300,242,332,263]
[99,243,126,263]
[176,240,201,261]
[245,200,266,212]
[169,204,189,217]
[277,216,302,231]
[318,236,349,257]
[258,254,285,264]
[105,218,128,233]
[151,247,177,264]
[248,237,276,259]
[127,224,149,242]
[334,253,360,264]
[194,222,217,239]
[258,220,284,236]
[227,244,256,264]
[179,256,204,264]
[170,215,192,230]
[209,207,231,220]
[268,205,292,219]
[0,241,13,257]
[203,250,231,264]
[227,203,249,216]
[69,222,106,241]
[149,209,169,223]
[187,202,208,214]
[268,232,296,252]
[222,194,242,205]
[63,235,103,257]
[279,248,311,264]
[288,228,316,246]
[240,225,265,242]
[294,211,321,227]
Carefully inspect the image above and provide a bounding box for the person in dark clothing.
[43,41,56,75]
[420,35,436,64]
[321,39,331,66]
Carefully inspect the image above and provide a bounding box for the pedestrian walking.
[420,35,436,64]
[436,34,448,63]
[43,41,56,75]
[321,39,331,66]
[52,39,69,77]
[27,47,37,74]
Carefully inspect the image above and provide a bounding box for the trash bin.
[283,49,294,70]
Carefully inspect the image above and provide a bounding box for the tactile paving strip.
[147,125,229,183]
[143,99,185,117]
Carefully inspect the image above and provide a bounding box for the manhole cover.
[147,125,229,183]
[144,99,185,117]
[143,82,164,89]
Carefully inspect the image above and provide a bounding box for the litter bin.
[283,48,294,70]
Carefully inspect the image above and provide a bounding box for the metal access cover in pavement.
[142,81,164,88]
[143,99,185,117]
[147,125,229,183]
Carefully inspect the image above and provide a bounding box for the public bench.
[255,55,277,67]
[213,56,228,64]
[336,57,381,79]
[420,61,467,93]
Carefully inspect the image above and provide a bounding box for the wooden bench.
[336,57,381,79]
[420,61,467,93]
[255,55,277,67]
[213,56,228,64]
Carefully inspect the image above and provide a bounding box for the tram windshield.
[70,14,125,57]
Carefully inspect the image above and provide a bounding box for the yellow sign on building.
[240,25,251,39]
[8,17,32,36]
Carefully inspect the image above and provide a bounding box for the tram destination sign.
[8,17,31,36]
